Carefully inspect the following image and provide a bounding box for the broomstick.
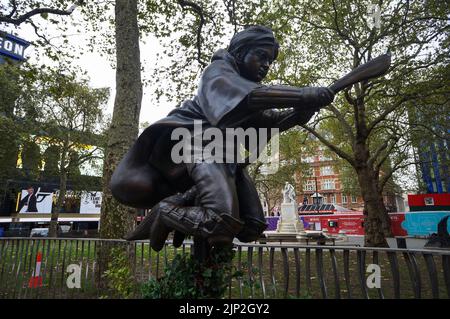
[329,52,391,93]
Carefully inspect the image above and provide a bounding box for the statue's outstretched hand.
[299,87,334,109]
[317,87,335,107]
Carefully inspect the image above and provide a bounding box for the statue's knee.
[110,180,132,206]
[110,172,152,206]
[110,173,125,200]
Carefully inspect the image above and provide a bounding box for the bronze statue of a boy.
[111,25,334,251]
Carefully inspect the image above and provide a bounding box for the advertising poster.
[17,187,53,213]
[80,191,102,214]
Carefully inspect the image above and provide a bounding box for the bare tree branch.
[326,103,355,142]
[7,0,18,18]
[330,0,359,49]
[301,123,356,166]
[0,1,83,25]
[379,159,421,191]
[373,136,402,174]
[177,0,207,68]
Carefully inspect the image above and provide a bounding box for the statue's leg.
[235,167,268,242]
[149,163,245,251]
[110,154,174,209]
[123,187,196,241]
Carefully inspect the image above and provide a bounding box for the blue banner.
[0,32,30,62]
[401,211,450,236]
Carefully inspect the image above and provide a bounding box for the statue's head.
[227,25,279,83]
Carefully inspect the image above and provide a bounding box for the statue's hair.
[228,25,279,62]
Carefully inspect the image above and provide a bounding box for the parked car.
[30,228,49,237]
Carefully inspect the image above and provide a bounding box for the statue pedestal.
[276,202,304,234]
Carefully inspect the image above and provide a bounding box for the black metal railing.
[0,238,449,299]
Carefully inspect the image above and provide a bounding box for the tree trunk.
[49,140,69,237]
[99,0,142,240]
[354,144,392,247]
[97,0,141,292]
[49,169,67,237]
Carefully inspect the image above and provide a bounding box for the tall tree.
[42,145,60,178]
[266,0,449,246]
[34,68,108,237]
[0,63,23,180]
[20,137,42,180]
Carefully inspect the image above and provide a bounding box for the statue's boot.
[236,217,268,242]
[150,204,244,252]
[123,187,197,241]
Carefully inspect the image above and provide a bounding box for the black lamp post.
[314,176,320,215]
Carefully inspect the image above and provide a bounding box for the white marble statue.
[282,182,296,204]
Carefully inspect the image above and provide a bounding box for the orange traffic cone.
[28,252,43,288]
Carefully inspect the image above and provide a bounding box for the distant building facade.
[418,138,449,194]
[296,151,401,212]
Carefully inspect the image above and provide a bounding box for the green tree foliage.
[0,116,21,180]
[67,151,81,178]
[249,128,317,213]
[266,0,449,246]
[0,61,21,117]
[20,138,42,180]
[101,247,137,299]
[0,61,43,215]
[42,145,60,178]
[0,63,35,180]
[27,66,109,236]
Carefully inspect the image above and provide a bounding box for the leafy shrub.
[102,247,136,299]
[142,245,236,299]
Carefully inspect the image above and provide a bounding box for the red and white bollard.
[28,252,43,288]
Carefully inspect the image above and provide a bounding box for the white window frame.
[320,166,334,176]
[303,180,315,191]
[301,156,315,163]
[319,155,333,162]
[322,179,335,190]
[330,194,336,204]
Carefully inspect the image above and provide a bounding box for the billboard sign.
[80,191,102,214]
[0,31,30,62]
[17,187,53,214]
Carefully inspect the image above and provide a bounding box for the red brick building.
[295,151,401,212]
[296,153,365,211]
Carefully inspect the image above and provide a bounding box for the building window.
[319,155,333,161]
[351,195,357,203]
[330,194,336,204]
[320,166,334,176]
[322,179,335,190]
[342,194,347,204]
[328,221,338,228]
[304,166,314,177]
[301,156,315,163]
[303,180,316,191]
